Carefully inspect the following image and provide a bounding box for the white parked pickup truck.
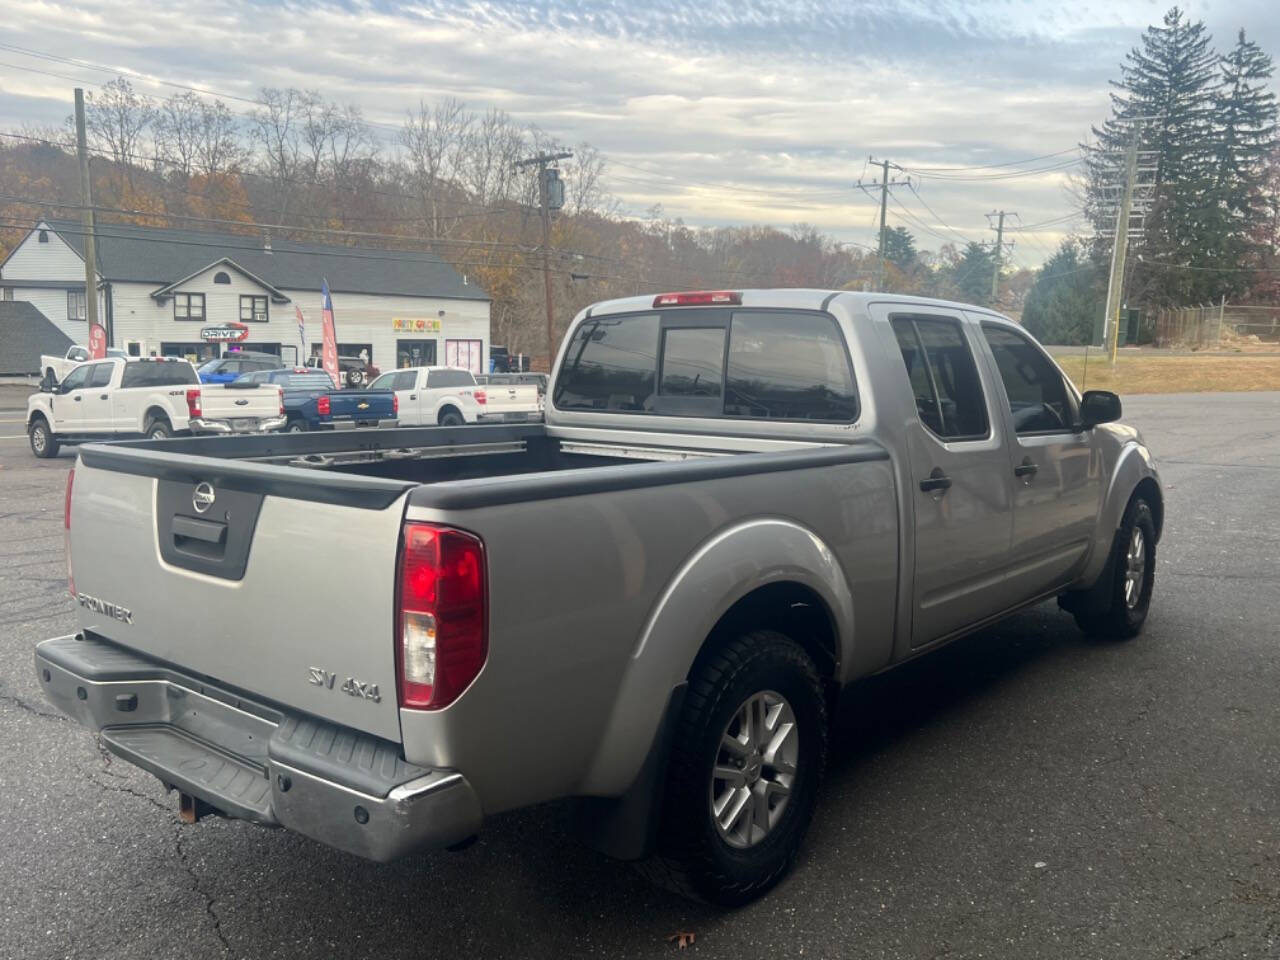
[367,366,489,426]
[26,356,286,457]
[474,373,544,422]
[40,345,127,384]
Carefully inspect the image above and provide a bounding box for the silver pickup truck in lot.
[37,290,1162,904]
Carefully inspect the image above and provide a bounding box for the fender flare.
[577,517,854,799]
[1077,441,1162,588]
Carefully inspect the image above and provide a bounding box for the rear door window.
[891,316,989,441]
[981,325,1075,434]
[392,371,418,391]
[121,361,199,388]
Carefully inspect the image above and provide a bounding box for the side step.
[100,725,275,824]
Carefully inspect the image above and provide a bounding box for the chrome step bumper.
[35,634,481,861]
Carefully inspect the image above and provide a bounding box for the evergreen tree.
[1085,7,1219,304]
[1021,240,1106,345]
[1210,30,1279,295]
[881,226,917,269]
[947,242,995,305]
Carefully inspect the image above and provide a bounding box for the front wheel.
[28,418,58,458]
[638,630,827,905]
[1073,497,1156,639]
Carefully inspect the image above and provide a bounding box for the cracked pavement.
[0,391,1277,959]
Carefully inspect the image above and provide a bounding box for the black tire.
[28,417,58,458]
[439,409,464,426]
[1074,497,1156,639]
[346,369,366,388]
[638,630,827,905]
[285,419,307,433]
[145,418,172,441]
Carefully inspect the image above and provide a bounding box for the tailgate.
[484,385,539,414]
[67,455,410,741]
[203,384,282,420]
[328,391,393,421]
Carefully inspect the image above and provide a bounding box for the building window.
[213,271,231,285]
[2,288,12,301]
[173,293,206,321]
[67,290,87,321]
[38,230,49,243]
[240,295,268,322]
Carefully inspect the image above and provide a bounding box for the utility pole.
[515,151,572,370]
[856,157,909,292]
[73,89,104,352]
[1103,132,1140,365]
[986,210,1013,301]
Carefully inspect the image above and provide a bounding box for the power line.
[903,182,978,246]
[901,146,1081,173]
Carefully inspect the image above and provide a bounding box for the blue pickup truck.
[234,369,397,431]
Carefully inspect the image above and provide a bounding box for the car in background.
[40,345,127,385]
[304,354,380,388]
[473,373,544,421]
[368,366,488,426]
[197,351,282,385]
[235,368,397,431]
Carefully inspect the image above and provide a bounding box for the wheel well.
[437,404,461,423]
[28,411,48,429]
[1132,477,1163,541]
[700,581,839,681]
[144,406,171,428]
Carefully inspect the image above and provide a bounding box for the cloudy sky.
[2,0,1278,266]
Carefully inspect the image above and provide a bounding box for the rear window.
[121,361,198,388]
[278,373,336,390]
[554,310,857,422]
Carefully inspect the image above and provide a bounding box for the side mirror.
[1081,390,1121,428]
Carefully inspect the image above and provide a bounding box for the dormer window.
[38,230,49,243]
[213,271,231,284]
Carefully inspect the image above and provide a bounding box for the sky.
[1,0,1278,268]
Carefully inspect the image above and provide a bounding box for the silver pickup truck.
[36,290,1162,905]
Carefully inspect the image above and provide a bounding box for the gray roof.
[0,301,74,375]
[42,219,488,302]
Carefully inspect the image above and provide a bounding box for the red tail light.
[653,290,742,307]
[392,393,399,415]
[185,388,202,418]
[278,386,285,417]
[395,523,487,710]
[317,395,331,416]
[64,467,75,596]
[474,388,487,405]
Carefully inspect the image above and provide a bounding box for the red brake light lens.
[396,523,487,710]
[474,388,487,405]
[185,388,202,418]
[652,291,742,307]
[317,395,331,416]
[392,393,399,415]
[64,467,75,596]
[278,386,285,417]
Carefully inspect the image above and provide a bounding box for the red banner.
[88,322,107,359]
[320,280,340,389]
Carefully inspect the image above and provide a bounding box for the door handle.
[1014,458,1038,478]
[74,395,82,402]
[99,394,109,400]
[409,394,417,400]
[919,468,952,493]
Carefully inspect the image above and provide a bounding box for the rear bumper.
[320,418,399,430]
[477,411,541,423]
[190,416,288,435]
[34,634,482,861]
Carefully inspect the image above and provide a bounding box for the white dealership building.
[0,219,491,375]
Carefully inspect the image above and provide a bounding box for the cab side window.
[87,363,114,388]
[891,316,989,441]
[981,326,1075,434]
[59,365,92,391]
[393,371,418,391]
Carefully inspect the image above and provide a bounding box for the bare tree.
[461,107,525,208]
[400,97,473,237]
[155,92,202,180]
[193,99,245,182]
[82,77,155,190]
[248,87,307,220]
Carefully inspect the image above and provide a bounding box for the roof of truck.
[582,289,1011,321]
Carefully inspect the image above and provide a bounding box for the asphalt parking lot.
[1,391,1277,959]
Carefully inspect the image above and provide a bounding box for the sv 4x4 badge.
[307,667,381,703]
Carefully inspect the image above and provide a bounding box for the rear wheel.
[285,419,307,433]
[145,418,172,441]
[439,409,464,426]
[1073,497,1156,639]
[638,630,827,905]
[28,417,58,458]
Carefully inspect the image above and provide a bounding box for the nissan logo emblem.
[192,482,216,514]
